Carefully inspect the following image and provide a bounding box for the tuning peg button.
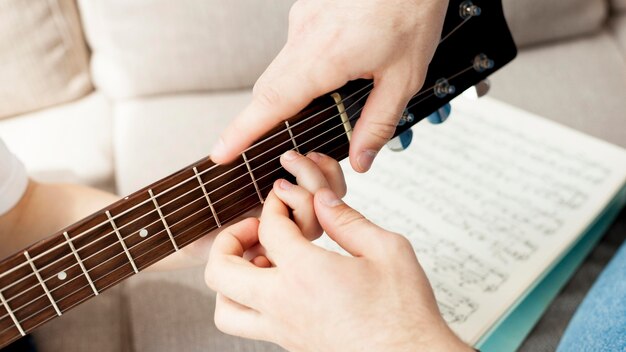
[434,79,456,98]
[460,1,481,19]
[427,103,452,125]
[387,129,414,152]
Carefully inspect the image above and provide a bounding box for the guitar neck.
[0,0,517,346]
[0,91,355,344]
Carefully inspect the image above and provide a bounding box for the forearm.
[0,181,119,259]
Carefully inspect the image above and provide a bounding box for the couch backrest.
[0,0,92,119]
[502,0,608,48]
[78,0,295,100]
[0,0,613,115]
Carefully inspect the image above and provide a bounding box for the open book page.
[314,97,626,343]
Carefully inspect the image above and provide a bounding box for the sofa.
[1,0,625,351]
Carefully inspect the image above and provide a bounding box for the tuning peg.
[427,103,452,124]
[462,79,491,99]
[434,78,456,98]
[460,1,481,19]
[387,129,414,152]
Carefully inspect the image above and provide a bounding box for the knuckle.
[213,309,230,334]
[364,119,398,143]
[204,265,216,289]
[253,83,283,109]
[334,206,368,229]
[385,233,413,253]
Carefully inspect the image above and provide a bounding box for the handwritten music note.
[314,97,626,343]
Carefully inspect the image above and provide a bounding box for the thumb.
[314,188,394,257]
[349,73,415,173]
[211,49,348,164]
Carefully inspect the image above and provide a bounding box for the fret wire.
[0,128,353,328]
[0,291,25,336]
[0,62,474,316]
[63,232,98,296]
[148,189,180,252]
[0,47,470,289]
[23,251,62,317]
[242,152,265,204]
[285,121,300,153]
[193,167,221,228]
[106,211,139,274]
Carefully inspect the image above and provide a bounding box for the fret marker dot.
[139,229,149,238]
[58,271,67,280]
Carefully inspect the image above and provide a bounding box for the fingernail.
[282,150,299,161]
[307,152,322,163]
[357,150,377,172]
[278,179,293,190]
[211,137,226,157]
[319,189,343,207]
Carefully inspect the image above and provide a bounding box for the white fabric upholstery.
[0,139,28,216]
[502,0,607,48]
[490,31,626,149]
[0,93,114,189]
[0,0,92,119]
[78,0,294,99]
[112,91,250,194]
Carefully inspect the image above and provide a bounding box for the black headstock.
[337,0,517,138]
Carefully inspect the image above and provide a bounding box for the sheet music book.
[314,97,626,350]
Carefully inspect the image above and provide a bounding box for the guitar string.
[0,108,363,313]
[0,60,478,322]
[1,137,345,334]
[0,84,370,284]
[0,16,472,284]
[0,88,371,299]
[0,74,407,286]
[0,128,353,334]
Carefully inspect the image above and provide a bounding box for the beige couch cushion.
[112,91,249,195]
[0,0,92,119]
[78,0,294,100]
[611,14,626,55]
[613,0,626,11]
[0,93,114,190]
[502,0,608,48]
[33,287,125,352]
[124,268,283,351]
[490,31,626,149]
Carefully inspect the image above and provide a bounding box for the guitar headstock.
[337,0,517,140]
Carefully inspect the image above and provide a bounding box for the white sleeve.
[0,139,28,216]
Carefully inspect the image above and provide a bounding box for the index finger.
[210,49,348,164]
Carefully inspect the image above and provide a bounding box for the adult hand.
[211,0,448,173]
[205,187,471,352]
